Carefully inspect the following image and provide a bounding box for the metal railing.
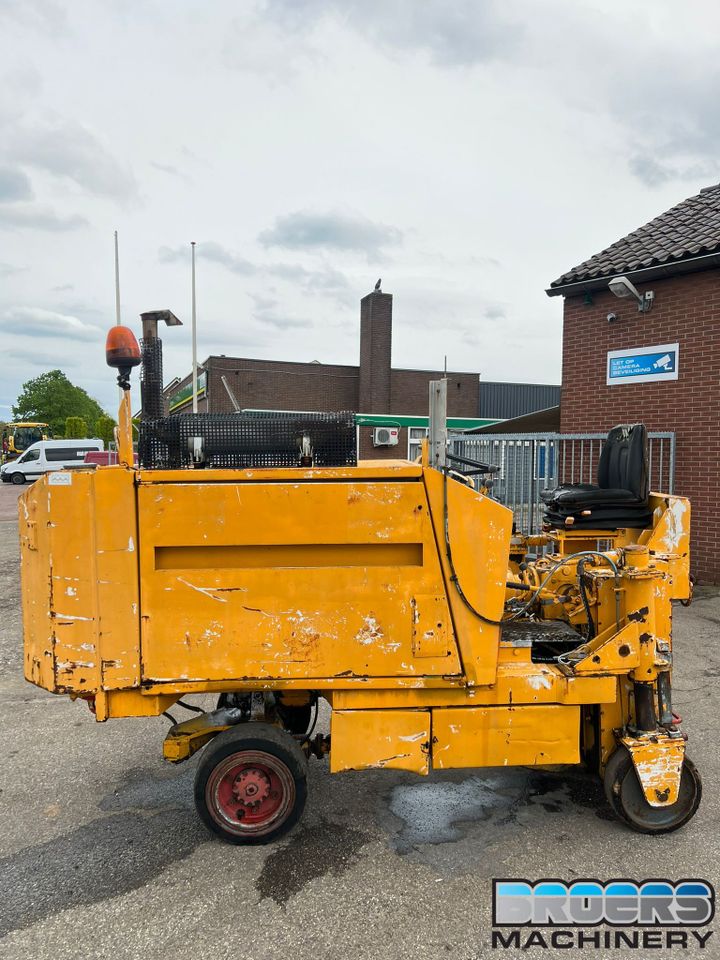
[449,431,675,535]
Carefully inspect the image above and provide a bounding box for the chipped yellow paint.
[20,468,140,696]
[20,450,692,811]
[640,494,691,600]
[621,734,685,806]
[330,709,430,774]
[411,594,451,658]
[571,622,640,675]
[432,705,580,769]
[422,467,512,685]
[136,478,463,683]
[330,664,617,709]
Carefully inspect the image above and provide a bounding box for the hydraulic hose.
[577,558,596,640]
[442,466,620,627]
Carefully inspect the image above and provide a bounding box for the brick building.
[164,288,558,461]
[548,183,720,582]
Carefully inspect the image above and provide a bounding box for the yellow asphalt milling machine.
[20,312,701,843]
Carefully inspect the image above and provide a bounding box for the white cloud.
[7,119,138,201]
[0,0,67,35]
[0,204,87,231]
[159,242,256,276]
[248,292,312,329]
[0,165,34,202]
[260,0,520,67]
[259,210,403,259]
[0,306,102,340]
[5,0,720,412]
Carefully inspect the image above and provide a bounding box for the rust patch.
[628,607,650,623]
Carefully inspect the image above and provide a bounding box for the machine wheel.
[10,473,24,485]
[603,746,701,834]
[194,723,307,844]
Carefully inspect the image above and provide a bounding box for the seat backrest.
[597,424,649,500]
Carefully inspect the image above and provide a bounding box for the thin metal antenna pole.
[114,231,121,325]
[191,241,198,414]
[115,231,123,405]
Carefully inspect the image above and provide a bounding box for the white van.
[1,439,104,485]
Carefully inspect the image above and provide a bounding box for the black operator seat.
[541,424,653,530]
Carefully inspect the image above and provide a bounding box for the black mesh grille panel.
[138,411,357,470]
[140,338,165,420]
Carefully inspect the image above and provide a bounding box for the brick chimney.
[358,290,392,413]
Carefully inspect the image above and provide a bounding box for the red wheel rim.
[206,750,295,838]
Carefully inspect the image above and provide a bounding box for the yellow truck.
[18,319,700,843]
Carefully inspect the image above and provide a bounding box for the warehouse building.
[548,182,720,582]
[164,288,559,460]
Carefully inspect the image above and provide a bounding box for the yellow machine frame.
[19,334,698,842]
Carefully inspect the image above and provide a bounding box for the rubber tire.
[194,722,307,845]
[10,473,24,485]
[603,746,701,834]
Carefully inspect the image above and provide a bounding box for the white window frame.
[408,427,428,461]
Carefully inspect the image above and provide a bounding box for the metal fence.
[449,431,675,535]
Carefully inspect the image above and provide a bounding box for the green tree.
[13,370,107,439]
[94,415,116,446]
[64,416,87,439]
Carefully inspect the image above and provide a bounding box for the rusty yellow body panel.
[432,705,581,769]
[568,622,641,675]
[329,665,618,709]
[330,709,430,773]
[423,467,511,685]
[95,690,177,721]
[19,447,697,832]
[20,461,511,701]
[136,477,464,683]
[621,734,686,806]
[20,468,140,695]
[640,494,691,600]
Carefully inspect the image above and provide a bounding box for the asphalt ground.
[0,478,718,959]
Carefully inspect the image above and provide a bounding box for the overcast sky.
[1,0,719,417]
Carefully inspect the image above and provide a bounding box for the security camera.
[607,312,618,323]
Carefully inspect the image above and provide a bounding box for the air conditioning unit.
[372,427,399,447]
